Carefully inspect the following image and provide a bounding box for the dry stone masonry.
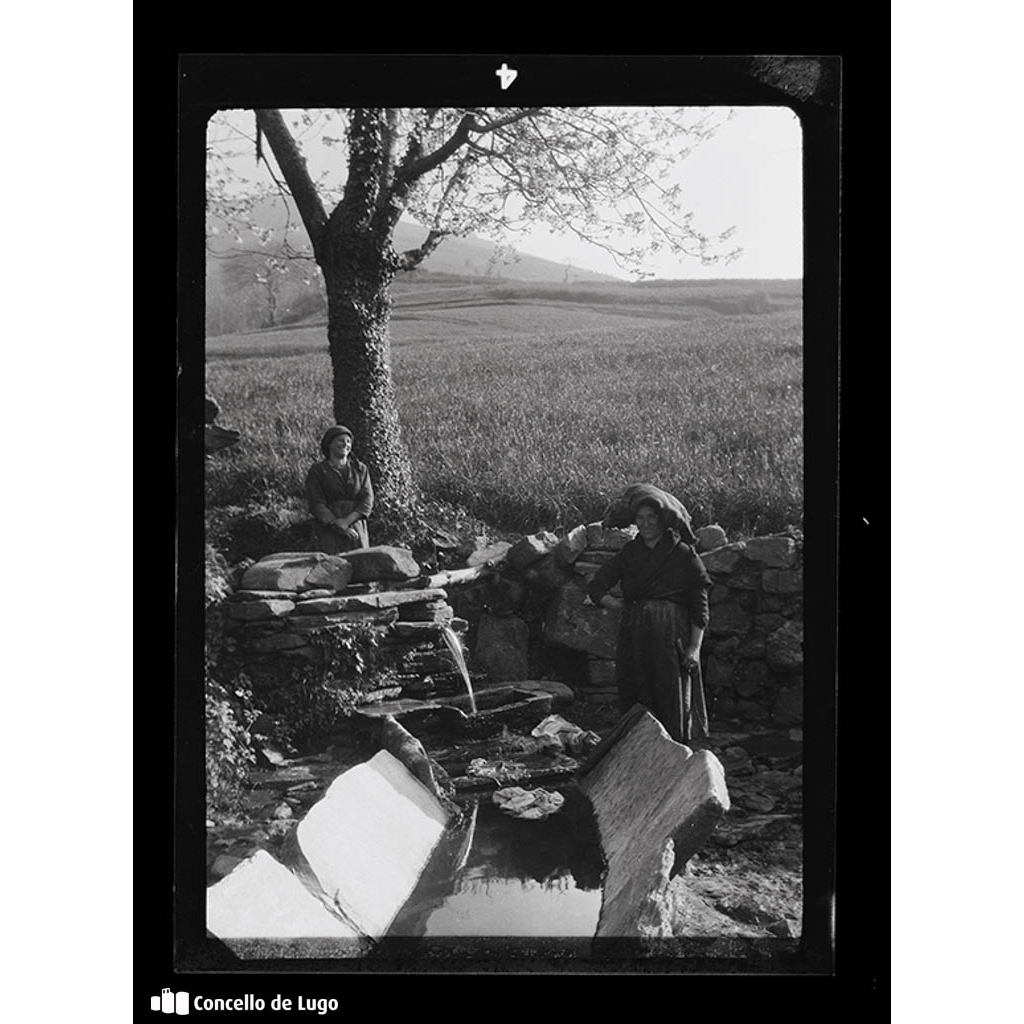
[223,523,802,730]
[225,549,472,705]
[448,522,803,729]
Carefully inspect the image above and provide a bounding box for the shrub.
[250,625,398,749]
[205,675,257,818]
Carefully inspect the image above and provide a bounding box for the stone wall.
[223,549,472,706]
[447,524,804,730]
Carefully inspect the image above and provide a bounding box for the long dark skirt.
[614,599,709,743]
[308,500,370,555]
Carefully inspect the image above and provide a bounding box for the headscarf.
[602,483,697,545]
[320,425,354,457]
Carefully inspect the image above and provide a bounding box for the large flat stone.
[766,621,804,671]
[474,614,530,682]
[577,709,729,939]
[227,599,296,621]
[695,524,728,552]
[230,590,301,602]
[296,588,447,615]
[341,546,421,582]
[248,633,310,653]
[554,524,589,565]
[699,543,746,574]
[296,750,450,941]
[585,523,636,550]
[707,600,752,637]
[743,536,797,568]
[398,605,455,623]
[206,849,362,943]
[762,569,803,594]
[241,554,354,594]
[543,580,620,660]
[506,531,559,571]
[286,609,400,630]
[512,679,576,709]
[389,619,468,639]
[466,541,512,568]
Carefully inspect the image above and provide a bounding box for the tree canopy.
[206,107,744,513]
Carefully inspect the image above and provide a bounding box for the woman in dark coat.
[304,425,374,554]
[585,486,711,743]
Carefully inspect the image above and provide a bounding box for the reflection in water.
[386,789,606,938]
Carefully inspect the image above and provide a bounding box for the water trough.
[206,702,730,957]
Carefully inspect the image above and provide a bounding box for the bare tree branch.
[397,229,449,271]
[468,107,545,134]
[254,109,328,254]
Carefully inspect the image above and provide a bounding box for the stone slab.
[507,531,559,571]
[554,524,589,565]
[389,619,468,639]
[474,614,530,682]
[341,546,421,582]
[466,541,512,568]
[227,599,296,621]
[699,543,746,574]
[543,580,620,660]
[707,600,752,637]
[695,524,728,552]
[296,750,450,941]
[230,590,301,602]
[397,606,454,622]
[577,709,729,939]
[585,522,637,551]
[206,849,362,943]
[742,536,797,568]
[587,657,617,687]
[511,679,576,709]
[241,554,353,594]
[766,621,804,671]
[286,609,400,630]
[249,633,311,653]
[295,589,447,615]
[762,569,803,594]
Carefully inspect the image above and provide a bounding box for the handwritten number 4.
[495,63,517,90]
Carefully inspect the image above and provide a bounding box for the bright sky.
[210,106,802,281]
[513,107,803,280]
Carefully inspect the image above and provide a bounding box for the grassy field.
[205,283,803,540]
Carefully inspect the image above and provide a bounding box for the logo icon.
[151,989,189,1015]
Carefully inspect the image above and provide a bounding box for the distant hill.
[206,196,620,284]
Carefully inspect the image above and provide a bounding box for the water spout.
[439,625,476,715]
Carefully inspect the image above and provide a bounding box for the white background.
[0,33,1019,1018]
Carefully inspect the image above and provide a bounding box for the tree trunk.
[322,234,417,514]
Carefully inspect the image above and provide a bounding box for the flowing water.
[439,624,477,715]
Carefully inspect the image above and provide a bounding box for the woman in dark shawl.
[585,485,711,743]
[304,425,374,554]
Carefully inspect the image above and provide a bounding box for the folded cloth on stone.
[530,715,601,756]
[602,483,697,545]
[492,786,565,820]
[466,758,530,784]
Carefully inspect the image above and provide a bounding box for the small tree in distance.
[208,107,742,513]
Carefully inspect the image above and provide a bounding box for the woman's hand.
[584,594,623,611]
[680,644,702,673]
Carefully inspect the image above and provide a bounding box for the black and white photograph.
[176,54,841,981]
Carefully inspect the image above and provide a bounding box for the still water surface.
[386,790,605,938]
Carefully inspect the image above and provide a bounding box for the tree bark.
[321,229,417,514]
[255,107,418,514]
